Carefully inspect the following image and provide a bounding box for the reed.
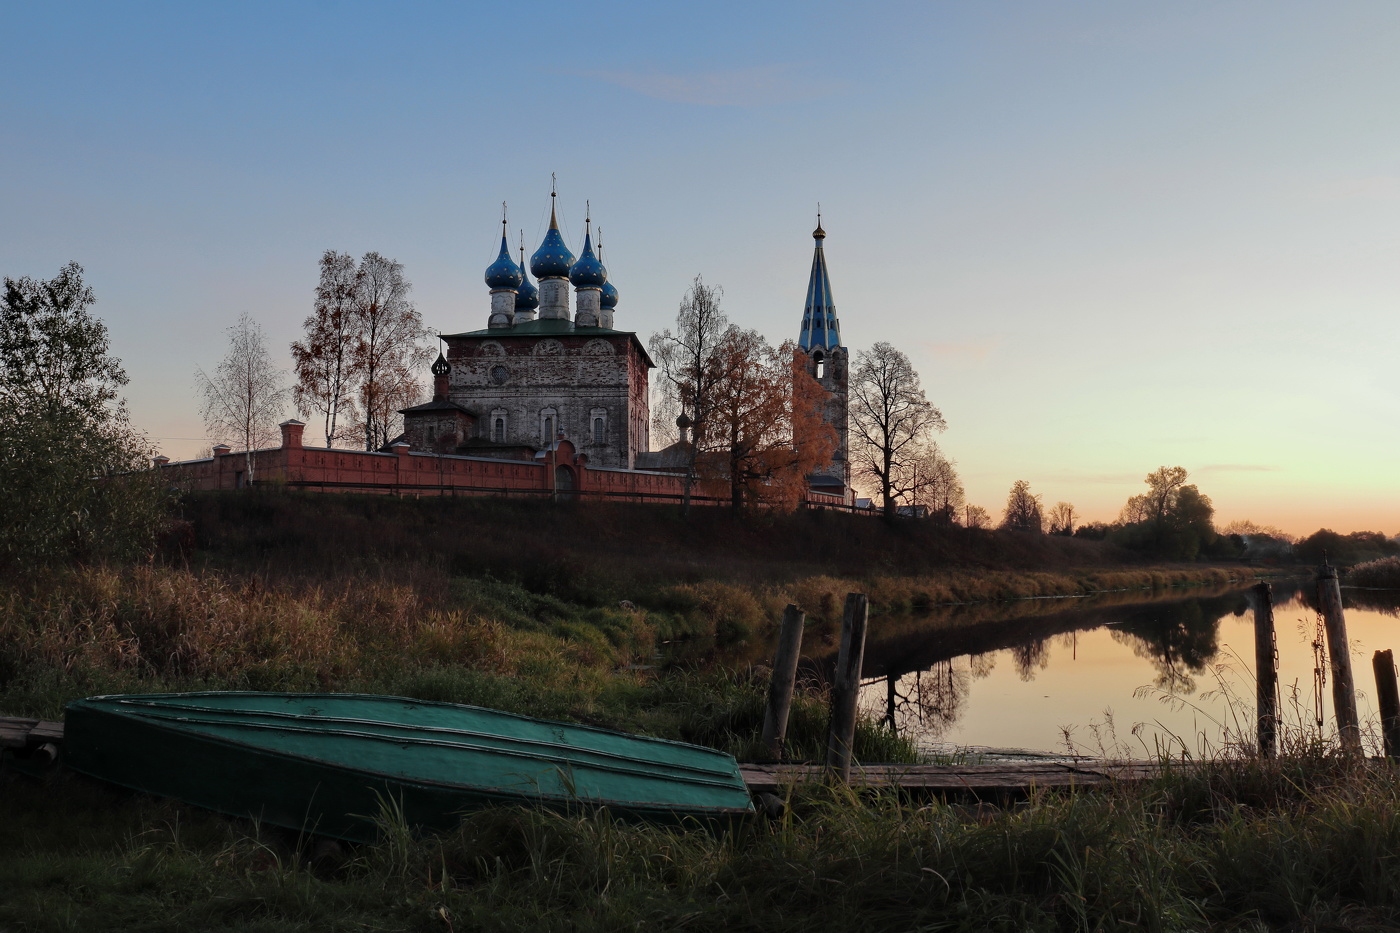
[1348,556,1400,589]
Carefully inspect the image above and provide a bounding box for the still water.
[851,582,1400,758]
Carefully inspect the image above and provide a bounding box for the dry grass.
[1348,556,1400,589]
[0,564,646,721]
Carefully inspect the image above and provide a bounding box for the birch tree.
[197,313,285,484]
[291,250,359,447]
[649,275,729,514]
[350,252,431,450]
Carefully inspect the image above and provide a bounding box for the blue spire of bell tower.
[798,210,841,351]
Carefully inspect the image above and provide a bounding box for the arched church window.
[813,351,827,379]
[490,409,507,443]
[590,408,607,444]
[540,408,558,444]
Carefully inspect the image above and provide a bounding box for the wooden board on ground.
[740,761,1174,794]
[0,717,64,750]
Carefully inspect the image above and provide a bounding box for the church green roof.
[440,318,655,367]
[442,319,633,339]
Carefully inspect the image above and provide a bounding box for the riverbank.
[0,493,1376,930]
[0,493,1269,734]
[6,754,1399,931]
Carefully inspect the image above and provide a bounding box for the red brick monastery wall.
[157,420,850,509]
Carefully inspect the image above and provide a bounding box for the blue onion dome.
[514,242,539,311]
[600,277,618,309]
[530,202,575,278]
[484,233,523,290]
[569,229,607,288]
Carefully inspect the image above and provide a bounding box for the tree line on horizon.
[989,468,1400,566]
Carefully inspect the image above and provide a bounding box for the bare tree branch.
[849,341,946,517]
[292,250,360,447]
[197,313,286,484]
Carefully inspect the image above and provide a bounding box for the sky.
[4,1,1398,537]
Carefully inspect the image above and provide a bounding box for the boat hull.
[64,693,753,841]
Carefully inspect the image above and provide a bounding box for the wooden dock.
[0,716,64,758]
[740,760,1170,795]
[4,716,1169,796]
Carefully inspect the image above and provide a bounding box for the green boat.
[64,693,754,841]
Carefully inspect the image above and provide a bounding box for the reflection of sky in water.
[859,586,1400,757]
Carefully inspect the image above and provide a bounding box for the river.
[844,581,1400,759]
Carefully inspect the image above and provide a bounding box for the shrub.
[1348,556,1400,589]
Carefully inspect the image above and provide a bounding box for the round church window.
[490,365,509,385]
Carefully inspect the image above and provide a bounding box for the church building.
[400,193,851,500]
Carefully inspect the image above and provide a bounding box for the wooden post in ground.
[1373,649,1400,759]
[760,604,807,761]
[826,593,869,783]
[1253,582,1278,759]
[1317,563,1362,755]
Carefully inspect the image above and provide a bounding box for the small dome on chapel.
[599,277,619,309]
[569,230,607,288]
[515,246,539,312]
[484,234,523,290]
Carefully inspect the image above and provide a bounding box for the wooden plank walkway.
[740,761,1171,794]
[0,717,64,751]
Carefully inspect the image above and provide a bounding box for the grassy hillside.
[9,492,1368,933]
[2,491,1251,739]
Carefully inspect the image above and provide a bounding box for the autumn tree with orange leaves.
[703,327,836,510]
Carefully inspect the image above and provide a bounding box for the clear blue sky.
[5,1,1398,535]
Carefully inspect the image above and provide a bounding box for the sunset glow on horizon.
[4,2,1397,537]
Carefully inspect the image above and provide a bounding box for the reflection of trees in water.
[879,652,996,739]
[1012,638,1050,681]
[1340,588,1400,617]
[1109,599,1227,693]
[862,586,1285,743]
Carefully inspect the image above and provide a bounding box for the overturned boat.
[64,692,753,841]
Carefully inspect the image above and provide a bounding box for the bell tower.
[796,211,850,495]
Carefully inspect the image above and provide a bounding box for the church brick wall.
[153,433,851,508]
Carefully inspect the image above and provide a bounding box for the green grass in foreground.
[6,754,1400,932]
